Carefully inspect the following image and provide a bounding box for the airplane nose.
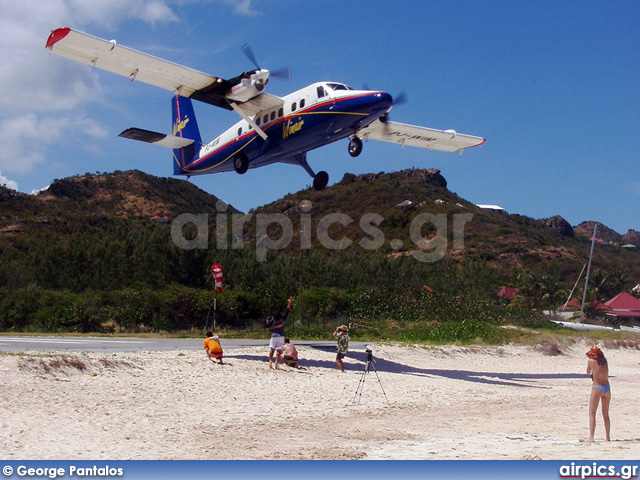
[376,92,393,110]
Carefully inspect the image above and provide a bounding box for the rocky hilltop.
[1,169,639,285]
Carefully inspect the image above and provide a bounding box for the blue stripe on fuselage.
[176,91,391,176]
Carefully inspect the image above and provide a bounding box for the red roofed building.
[497,287,519,300]
[604,292,640,325]
[557,299,609,312]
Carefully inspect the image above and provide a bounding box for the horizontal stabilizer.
[119,128,194,149]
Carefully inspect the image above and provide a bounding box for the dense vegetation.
[1,169,638,342]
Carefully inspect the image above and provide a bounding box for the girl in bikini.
[585,345,611,442]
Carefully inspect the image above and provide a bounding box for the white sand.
[1,341,638,460]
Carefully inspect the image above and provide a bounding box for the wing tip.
[45,27,71,50]
[467,137,487,149]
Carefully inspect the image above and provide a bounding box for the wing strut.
[229,102,269,141]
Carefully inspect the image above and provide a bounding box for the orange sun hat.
[586,345,603,359]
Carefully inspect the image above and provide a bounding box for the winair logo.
[283,118,304,139]
[173,116,189,136]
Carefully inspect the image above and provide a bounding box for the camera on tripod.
[353,347,389,406]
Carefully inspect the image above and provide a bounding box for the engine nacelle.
[225,69,270,103]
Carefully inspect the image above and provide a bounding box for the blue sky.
[1,0,638,234]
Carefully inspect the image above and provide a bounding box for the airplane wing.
[46,27,235,110]
[118,128,194,149]
[233,93,285,117]
[358,119,486,153]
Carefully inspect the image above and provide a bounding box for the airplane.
[45,27,485,191]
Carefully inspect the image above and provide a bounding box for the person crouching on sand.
[204,332,224,364]
[282,338,300,368]
[586,345,610,442]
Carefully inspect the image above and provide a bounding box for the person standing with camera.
[332,325,350,373]
[265,297,294,369]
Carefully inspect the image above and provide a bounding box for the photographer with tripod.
[332,325,350,373]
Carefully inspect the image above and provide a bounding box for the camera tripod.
[352,349,390,406]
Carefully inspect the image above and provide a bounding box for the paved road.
[0,336,371,353]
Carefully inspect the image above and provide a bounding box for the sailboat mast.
[579,224,598,323]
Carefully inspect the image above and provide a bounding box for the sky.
[1,0,638,234]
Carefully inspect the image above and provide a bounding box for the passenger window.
[263,114,269,123]
[256,117,261,126]
[291,102,297,112]
[300,99,305,109]
[270,111,276,121]
[237,127,242,136]
[278,108,284,117]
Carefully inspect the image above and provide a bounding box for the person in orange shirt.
[204,332,224,364]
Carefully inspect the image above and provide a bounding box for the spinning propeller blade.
[241,43,260,70]
[270,66,292,81]
[379,90,408,123]
[241,44,291,81]
[393,90,408,106]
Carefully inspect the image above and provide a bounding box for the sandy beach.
[1,341,638,460]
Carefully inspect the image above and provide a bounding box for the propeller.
[270,66,292,81]
[241,44,291,81]
[393,90,408,106]
[241,44,260,69]
[379,90,408,124]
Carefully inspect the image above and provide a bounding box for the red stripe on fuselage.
[183,91,384,171]
[174,95,188,169]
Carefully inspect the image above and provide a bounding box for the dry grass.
[535,340,564,356]
[16,353,140,378]
[601,338,640,350]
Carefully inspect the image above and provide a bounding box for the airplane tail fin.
[172,95,202,175]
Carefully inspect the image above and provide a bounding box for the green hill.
[249,168,640,282]
[1,168,638,336]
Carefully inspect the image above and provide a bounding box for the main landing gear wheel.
[233,154,248,174]
[313,171,329,191]
[348,136,363,157]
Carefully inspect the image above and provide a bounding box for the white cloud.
[0,0,257,182]
[229,0,262,16]
[31,185,50,195]
[63,0,179,28]
[0,171,19,191]
[0,113,109,174]
[0,0,180,177]
[0,0,181,115]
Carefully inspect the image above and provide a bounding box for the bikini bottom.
[593,384,610,395]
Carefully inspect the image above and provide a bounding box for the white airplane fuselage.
[173,82,393,180]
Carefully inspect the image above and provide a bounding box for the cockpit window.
[326,83,352,91]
